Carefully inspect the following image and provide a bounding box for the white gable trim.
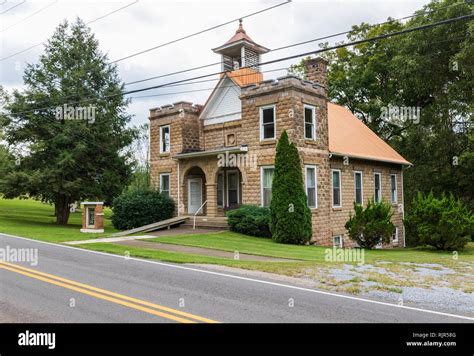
[200,76,242,126]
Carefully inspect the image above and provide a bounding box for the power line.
[0,0,139,61]
[109,0,291,64]
[1,0,57,32]
[7,13,473,117]
[270,0,468,52]
[87,0,138,25]
[1,1,57,32]
[124,0,468,87]
[0,0,25,15]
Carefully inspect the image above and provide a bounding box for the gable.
[200,76,241,126]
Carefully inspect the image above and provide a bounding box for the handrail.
[193,200,207,229]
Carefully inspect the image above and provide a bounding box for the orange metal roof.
[226,68,263,86]
[328,103,411,165]
[225,19,256,45]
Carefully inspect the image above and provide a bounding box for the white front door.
[188,178,203,214]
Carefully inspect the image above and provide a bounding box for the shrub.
[111,189,174,230]
[270,131,312,244]
[226,205,271,238]
[404,192,473,250]
[345,200,395,249]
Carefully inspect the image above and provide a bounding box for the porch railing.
[193,200,208,229]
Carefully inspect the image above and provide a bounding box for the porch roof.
[173,145,248,159]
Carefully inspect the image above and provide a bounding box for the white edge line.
[1,232,473,321]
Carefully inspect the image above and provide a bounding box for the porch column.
[206,183,217,217]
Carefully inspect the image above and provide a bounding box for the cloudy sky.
[0,0,428,127]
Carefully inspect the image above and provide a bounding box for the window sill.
[259,139,276,146]
[159,152,171,157]
[332,206,343,211]
[304,139,318,145]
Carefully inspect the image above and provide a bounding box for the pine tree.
[270,131,312,244]
[0,18,136,224]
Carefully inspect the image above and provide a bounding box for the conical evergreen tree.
[270,131,312,244]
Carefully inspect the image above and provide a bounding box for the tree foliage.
[270,131,312,244]
[345,200,395,249]
[291,0,474,210]
[0,18,136,224]
[404,192,473,250]
[226,205,271,238]
[111,189,174,231]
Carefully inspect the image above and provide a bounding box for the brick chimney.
[305,57,328,91]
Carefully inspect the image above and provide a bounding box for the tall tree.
[270,131,312,244]
[0,18,136,224]
[290,0,473,209]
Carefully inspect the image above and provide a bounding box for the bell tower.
[212,19,269,73]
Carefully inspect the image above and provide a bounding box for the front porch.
[176,149,247,218]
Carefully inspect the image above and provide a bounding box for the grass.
[148,232,474,266]
[0,198,118,242]
[1,198,472,272]
[76,242,308,274]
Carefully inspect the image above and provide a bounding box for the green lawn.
[0,198,118,242]
[1,198,472,270]
[149,232,474,266]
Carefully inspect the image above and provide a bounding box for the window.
[390,174,397,204]
[392,227,399,243]
[260,105,276,140]
[217,172,224,207]
[304,105,316,140]
[374,173,381,203]
[159,173,170,196]
[160,125,170,153]
[332,169,342,208]
[354,171,363,205]
[305,165,317,208]
[333,235,343,248]
[261,166,274,207]
[227,171,239,206]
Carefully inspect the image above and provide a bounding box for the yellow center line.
[0,261,219,324]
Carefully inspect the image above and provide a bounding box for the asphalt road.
[0,233,472,323]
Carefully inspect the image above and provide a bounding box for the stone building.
[149,20,411,247]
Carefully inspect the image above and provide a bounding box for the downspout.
[401,164,412,248]
[177,159,180,217]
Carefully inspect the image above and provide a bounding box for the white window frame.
[260,165,274,207]
[159,173,170,196]
[259,105,276,141]
[305,165,318,208]
[333,235,343,248]
[354,171,363,205]
[160,125,171,153]
[331,169,342,208]
[216,172,224,208]
[303,104,316,140]
[390,174,398,204]
[374,172,382,203]
[226,170,240,207]
[392,227,399,243]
